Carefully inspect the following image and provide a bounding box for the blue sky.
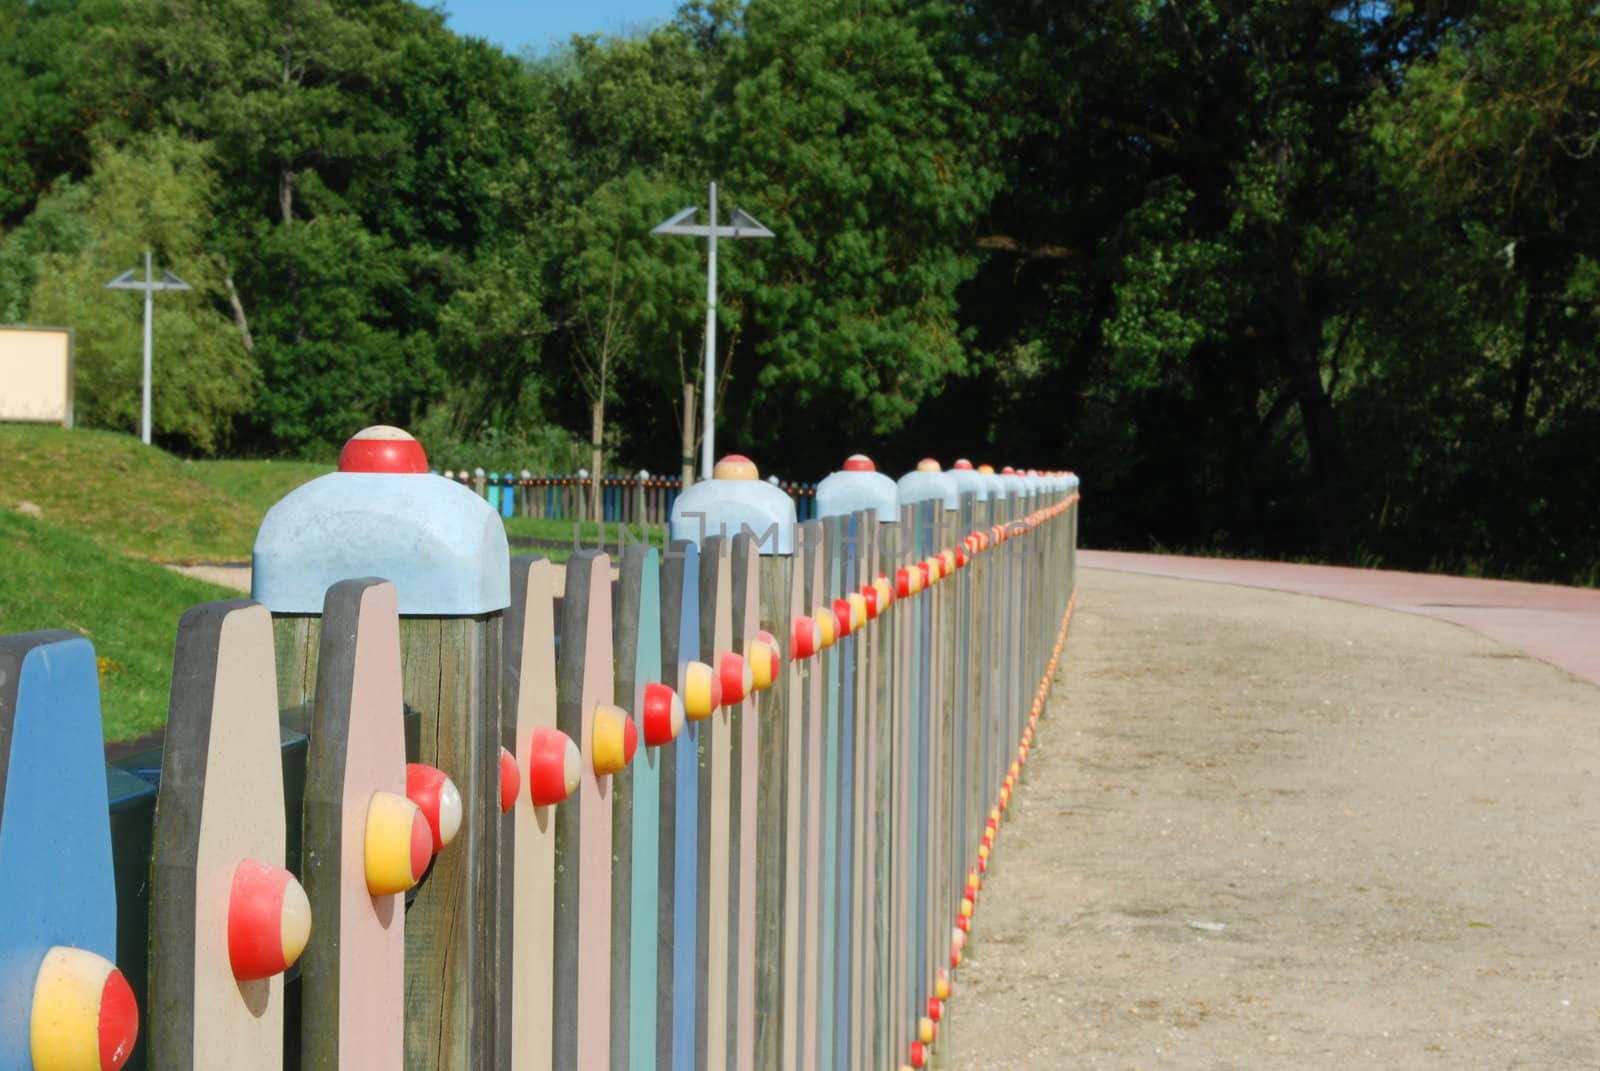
[437,1,682,55]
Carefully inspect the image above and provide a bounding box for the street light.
[653,182,774,480]
[105,250,191,445]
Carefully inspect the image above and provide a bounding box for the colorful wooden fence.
[438,470,821,525]
[0,426,1078,1071]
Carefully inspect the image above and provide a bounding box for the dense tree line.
[2,0,1596,581]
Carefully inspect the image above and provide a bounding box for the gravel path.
[943,566,1599,1070]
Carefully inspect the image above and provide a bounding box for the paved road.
[945,563,1599,1070]
[1081,550,1600,686]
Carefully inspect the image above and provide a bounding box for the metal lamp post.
[652,182,774,480]
[105,251,192,445]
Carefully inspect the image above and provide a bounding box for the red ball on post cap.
[842,454,876,472]
[952,458,974,470]
[338,425,430,474]
[712,454,759,480]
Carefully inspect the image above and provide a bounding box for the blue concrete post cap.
[981,471,1010,500]
[940,464,979,502]
[253,433,510,614]
[944,460,988,505]
[896,466,960,510]
[817,456,898,522]
[669,455,796,554]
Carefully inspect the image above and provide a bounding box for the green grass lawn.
[0,424,661,739]
[503,515,664,562]
[187,458,334,520]
[0,508,239,741]
[0,424,321,562]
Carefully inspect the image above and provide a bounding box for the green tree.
[25,133,257,452]
[961,0,1433,556]
[1358,0,1600,577]
[546,171,707,502]
[85,0,564,454]
[709,0,1003,467]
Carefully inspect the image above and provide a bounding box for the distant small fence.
[439,469,820,525]
[0,432,1076,1071]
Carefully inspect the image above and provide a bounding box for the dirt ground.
[167,563,253,591]
[944,567,1600,1070]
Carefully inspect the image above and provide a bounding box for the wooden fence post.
[668,453,796,1071]
[815,456,899,1070]
[895,459,964,1068]
[611,544,677,1070]
[297,579,409,1068]
[658,540,704,1070]
[253,425,510,1068]
[550,550,622,1069]
[503,556,577,1071]
[149,600,305,1069]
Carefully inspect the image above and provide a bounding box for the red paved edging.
[1081,550,1600,688]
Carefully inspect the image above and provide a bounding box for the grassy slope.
[0,425,330,561]
[187,458,334,521]
[0,508,239,740]
[503,515,664,562]
[0,425,331,740]
[0,424,661,738]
